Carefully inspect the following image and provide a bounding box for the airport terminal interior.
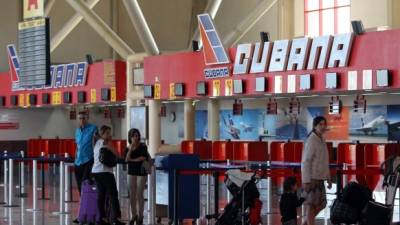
[2,0,400,224]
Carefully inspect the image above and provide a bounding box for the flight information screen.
[18,18,50,88]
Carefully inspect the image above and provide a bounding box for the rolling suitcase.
[78,179,101,225]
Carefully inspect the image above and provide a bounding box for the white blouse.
[91,139,114,174]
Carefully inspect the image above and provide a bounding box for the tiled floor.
[0,167,399,225]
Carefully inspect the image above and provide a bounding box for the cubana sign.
[233,33,353,74]
[198,13,354,78]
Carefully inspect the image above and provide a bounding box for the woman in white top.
[301,116,332,225]
[92,125,124,225]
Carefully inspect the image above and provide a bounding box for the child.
[280,177,306,225]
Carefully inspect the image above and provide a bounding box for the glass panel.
[337,6,351,34]
[307,11,320,37]
[337,0,351,6]
[306,0,319,11]
[322,9,334,35]
[322,0,335,8]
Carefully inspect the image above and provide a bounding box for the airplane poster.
[195,110,208,139]
[307,106,350,140]
[387,105,400,141]
[219,109,260,140]
[349,105,387,138]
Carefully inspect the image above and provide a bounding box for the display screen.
[376,69,389,87]
[78,91,86,103]
[144,85,154,98]
[300,74,311,90]
[175,83,185,96]
[233,80,244,94]
[197,82,207,95]
[255,77,266,92]
[101,88,110,101]
[326,73,338,89]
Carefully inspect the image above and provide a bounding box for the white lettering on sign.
[328,33,354,68]
[287,37,311,71]
[307,35,333,70]
[232,33,354,74]
[233,44,254,75]
[269,40,291,72]
[250,42,272,73]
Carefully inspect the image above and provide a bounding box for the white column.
[207,99,220,141]
[184,100,195,140]
[148,100,161,157]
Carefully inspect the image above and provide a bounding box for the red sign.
[0,123,19,130]
[144,29,400,99]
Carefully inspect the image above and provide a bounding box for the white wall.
[0,106,125,141]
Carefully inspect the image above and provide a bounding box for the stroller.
[210,169,262,225]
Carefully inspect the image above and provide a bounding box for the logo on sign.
[6,45,89,91]
[198,13,230,66]
[23,0,44,20]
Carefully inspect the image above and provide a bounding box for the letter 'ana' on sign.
[307,35,333,70]
[269,40,291,72]
[328,33,354,68]
[54,65,65,88]
[250,42,272,74]
[233,43,254,75]
[287,37,311,71]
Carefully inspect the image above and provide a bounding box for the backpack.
[341,182,372,210]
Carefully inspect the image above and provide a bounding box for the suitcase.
[360,201,392,225]
[78,179,101,225]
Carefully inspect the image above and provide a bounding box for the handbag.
[99,147,117,167]
[140,152,152,175]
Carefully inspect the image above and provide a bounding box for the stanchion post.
[1,151,8,205]
[27,160,41,212]
[173,169,179,225]
[19,151,28,197]
[5,158,18,207]
[39,152,49,200]
[64,161,70,204]
[116,164,120,194]
[213,171,219,216]
[54,161,66,214]
[226,160,231,202]
[206,162,210,223]
[148,164,156,225]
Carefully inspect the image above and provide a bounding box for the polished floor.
[0,166,399,225]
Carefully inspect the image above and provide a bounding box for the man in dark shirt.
[280,177,306,225]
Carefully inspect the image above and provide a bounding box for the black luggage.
[360,201,392,225]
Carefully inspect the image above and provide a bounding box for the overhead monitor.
[144,85,154,98]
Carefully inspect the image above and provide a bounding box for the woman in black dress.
[125,129,150,225]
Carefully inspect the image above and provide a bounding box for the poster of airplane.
[307,106,350,140]
[387,105,400,141]
[349,105,387,137]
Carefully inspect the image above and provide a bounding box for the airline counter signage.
[232,33,354,75]
[204,67,230,79]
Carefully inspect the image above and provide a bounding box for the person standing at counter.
[301,116,332,225]
[125,128,150,225]
[73,111,98,224]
